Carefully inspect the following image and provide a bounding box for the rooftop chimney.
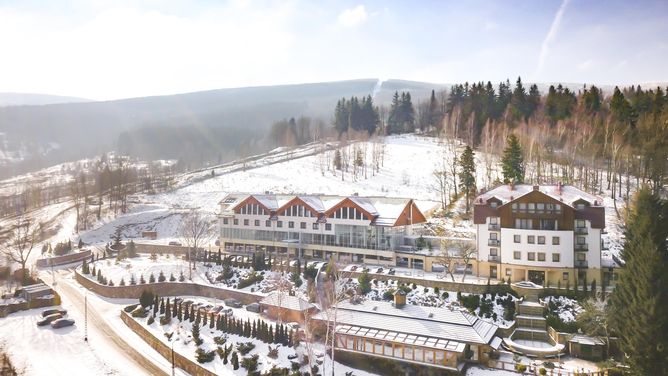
[533,185,539,191]
[509,182,515,191]
[394,290,407,308]
[557,182,563,195]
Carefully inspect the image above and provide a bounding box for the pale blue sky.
[0,0,666,100]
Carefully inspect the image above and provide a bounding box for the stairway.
[502,297,565,357]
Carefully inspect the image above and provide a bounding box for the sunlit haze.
[1,0,667,100]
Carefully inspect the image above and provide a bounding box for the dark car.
[42,309,67,317]
[51,318,75,329]
[388,268,396,275]
[37,313,63,326]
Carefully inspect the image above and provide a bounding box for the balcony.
[488,239,500,246]
[575,227,588,235]
[488,255,500,263]
[575,260,588,268]
[575,244,588,251]
[488,223,500,231]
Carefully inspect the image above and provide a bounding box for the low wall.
[120,311,216,376]
[0,293,61,318]
[75,269,262,304]
[35,250,92,268]
[134,243,191,256]
[347,270,496,294]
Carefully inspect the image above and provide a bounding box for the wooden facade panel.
[498,190,575,230]
[393,200,428,226]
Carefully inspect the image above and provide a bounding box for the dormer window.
[576,203,585,210]
[490,202,498,208]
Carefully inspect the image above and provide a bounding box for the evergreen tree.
[169,272,176,282]
[153,295,160,316]
[160,298,165,314]
[609,189,668,375]
[501,134,525,183]
[209,313,215,329]
[139,274,146,284]
[82,259,90,274]
[165,297,171,319]
[231,351,239,370]
[177,302,183,321]
[119,277,125,286]
[458,146,477,213]
[158,270,166,282]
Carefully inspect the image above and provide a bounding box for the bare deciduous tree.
[178,209,214,280]
[1,216,42,285]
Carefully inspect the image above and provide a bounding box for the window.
[538,236,545,244]
[536,203,545,212]
[490,248,498,256]
[538,253,546,261]
[553,253,560,262]
[527,203,535,213]
[515,218,532,229]
[312,223,319,230]
[288,221,294,229]
[254,220,260,226]
[563,272,569,280]
[300,222,307,229]
[277,221,283,228]
[490,232,498,240]
[518,203,527,212]
[490,217,498,224]
[265,220,271,227]
[243,219,249,226]
[490,202,498,208]
[223,218,229,225]
[552,236,560,245]
[528,252,535,261]
[576,219,586,228]
[506,268,512,276]
[576,203,585,210]
[577,236,586,245]
[233,219,239,225]
[513,251,521,260]
[490,266,498,278]
[514,235,521,243]
[325,223,332,231]
[576,253,586,261]
[512,203,518,212]
[540,219,557,230]
[527,235,535,244]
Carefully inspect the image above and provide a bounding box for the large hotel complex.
[219,184,614,288]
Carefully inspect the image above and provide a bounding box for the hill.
[0,92,90,106]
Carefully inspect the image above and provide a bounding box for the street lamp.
[84,291,88,342]
[171,339,175,376]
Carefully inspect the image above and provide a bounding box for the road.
[44,270,169,376]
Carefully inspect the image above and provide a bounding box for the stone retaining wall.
[134,243,191,256]
[347,270,497,294]
[120,311,216,376]
[75,269,262,304]
[35,250,92,268]
[0,294,61,318]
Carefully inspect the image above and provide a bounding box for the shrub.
[147,316,155,325]
[195,348,215,363]
[237,341,256,355]
[546,314,579,333]
[241,354,259,372]
[411,283,417,290]
[139,290,154,308]
[231,351,239,370]
[267,345,279,359]
[358,271,371,294]
[441,291,449,300]
[131,307,148,318]
[158,271,166,282]
[169,273,176,282]
[539,368,547,375]
[160,315,171,325]
[213,336,227,345]
[149,273,155,283]
[238,272,263,289]
[290,272,303,288]
[434,286,440,295]
[178,271,185,282]
[382,289,395,301]
[124,304,138,313]
[479,298,493,318]
[516,364,527,373]
[459,294,481,312]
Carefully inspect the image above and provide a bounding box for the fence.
[35,250,92,268]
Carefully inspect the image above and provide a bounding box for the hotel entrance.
[528,270,545,285]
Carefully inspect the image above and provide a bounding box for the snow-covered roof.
[260,292,315,311]
[569,334,605,346]
[220,193,429,226]
[314,299,498,346]
[475,184,604,208]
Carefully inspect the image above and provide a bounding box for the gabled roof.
[475,184,604,208]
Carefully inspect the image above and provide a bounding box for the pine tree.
[165,298,171,319]
[501,134,525,184]
[119,277,125,286]
[609,189,668,375]
[160,298,166,314]
[209,313,215,329]
[158,270,166,282]
[82,259,90,274]
[149,273,155,283]
[153,295,160,316]
[169,272,176,282]
[458,146,476,213]
[140,274,146,284]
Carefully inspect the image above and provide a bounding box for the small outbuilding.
[259,292,317,323]
[568,334,606,361]
[21,283,54,302]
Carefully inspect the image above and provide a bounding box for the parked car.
[220,308,233,316]
[41,309,67,317]
[37,313,63,326]
[350,265,358,272]
[224,298,242,308]
[51,318,75,329]
[168,241,182,246]
[245,303,261,313]
[375,267,384,273]
[388,268,396,275]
